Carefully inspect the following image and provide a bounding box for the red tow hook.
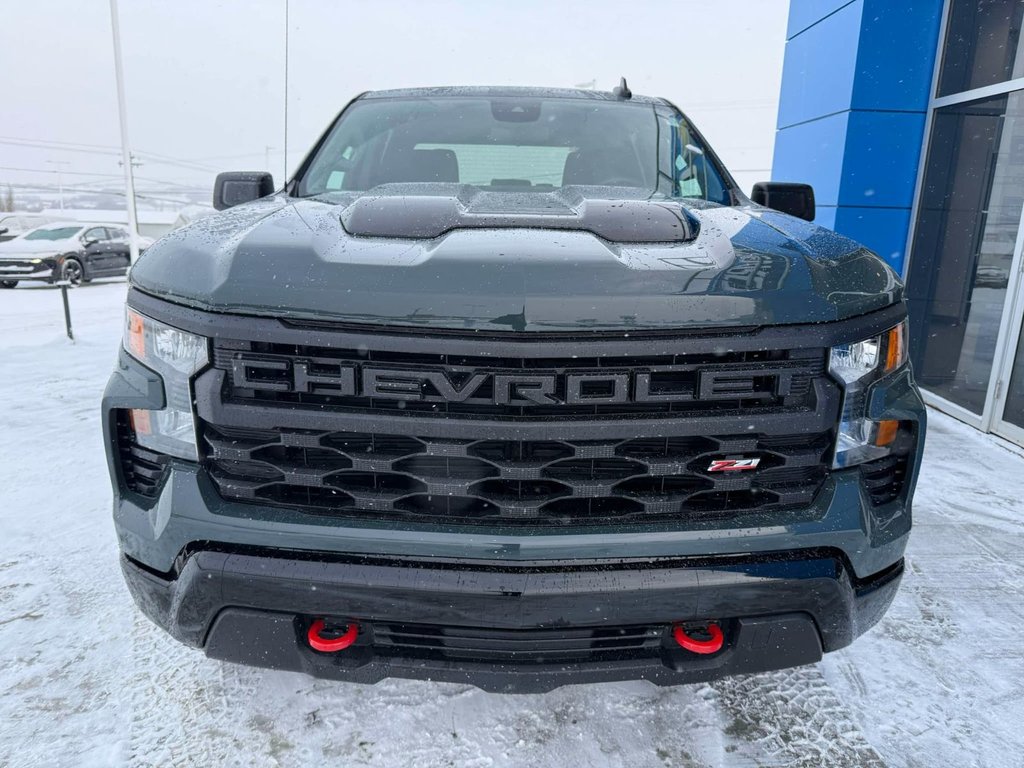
[672,622,725,654]
[307,619,359,652]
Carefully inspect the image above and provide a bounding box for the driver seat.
[562,147,646,187]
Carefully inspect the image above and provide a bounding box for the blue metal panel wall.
[773,0,944,273]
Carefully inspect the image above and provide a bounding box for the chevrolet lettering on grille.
[230,355,797,406]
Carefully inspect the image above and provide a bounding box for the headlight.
[123,308,208,461]
[830,320,907,468]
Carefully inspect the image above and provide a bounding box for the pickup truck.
[102,84,925,693]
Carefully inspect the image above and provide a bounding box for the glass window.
[296,96,732,204]
[414,143,573,188]
[906,91,1024,413]
[84,227,108,242]
[24,226,83,241]
[937,0,1024,96]
[662,116,729,203]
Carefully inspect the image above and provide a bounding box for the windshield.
[24,226,82,241]
[296,96,732,204]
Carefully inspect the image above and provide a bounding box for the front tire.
[61,258,84,287]
[0,280,16,289]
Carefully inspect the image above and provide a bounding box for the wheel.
[61,258,84,286]
[0,280,16,289]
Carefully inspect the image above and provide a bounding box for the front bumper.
[0,259,57,281]
[122,547,902,693]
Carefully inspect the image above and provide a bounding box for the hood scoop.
[339,190,700,243]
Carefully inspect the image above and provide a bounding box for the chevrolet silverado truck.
[102,85,925,693]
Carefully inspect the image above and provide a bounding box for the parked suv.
[103,86,925,693]
[0,222,134,287]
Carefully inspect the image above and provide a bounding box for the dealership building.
[773,0,1024,447]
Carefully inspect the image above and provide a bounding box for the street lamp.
[108,0,141,264]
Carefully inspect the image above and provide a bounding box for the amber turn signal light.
[883,322,907,373]
[873,419,900,447]
[129,408,152,436]
[126,308,146,360]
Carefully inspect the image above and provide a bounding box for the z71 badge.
[707,458,761,472]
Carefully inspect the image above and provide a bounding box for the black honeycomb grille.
[204,425,831,526]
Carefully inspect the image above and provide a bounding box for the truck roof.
[360,85,667,106]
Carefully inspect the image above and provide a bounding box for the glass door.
[992,252,1024,442]
[905,0,1024,447]
[906,91,1024,420]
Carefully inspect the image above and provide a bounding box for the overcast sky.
[0,0,788,203]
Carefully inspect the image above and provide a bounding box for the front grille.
[116,412,169,498]
[212,340,826,419]
[204,425,831,525]
[197,325,838,527]
[369,621,665,664]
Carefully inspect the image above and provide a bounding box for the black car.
[0,222,133,288]
[103,85,926,693]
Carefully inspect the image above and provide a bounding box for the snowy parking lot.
[1,280,1022,768]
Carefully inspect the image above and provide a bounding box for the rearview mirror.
[751,182,815,222]
[213,171,275,210]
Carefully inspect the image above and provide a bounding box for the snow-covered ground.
[1,281,1022,768]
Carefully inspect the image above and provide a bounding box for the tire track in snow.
[710,666,886,767]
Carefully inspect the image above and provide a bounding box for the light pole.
[45,160,70,210]
[108,0,141,264]
[284,0,289,185]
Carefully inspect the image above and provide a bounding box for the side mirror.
[213,171,275,210]
[751,182,815,222]
[0,227,8,236]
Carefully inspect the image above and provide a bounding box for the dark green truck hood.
[130,190,902,332]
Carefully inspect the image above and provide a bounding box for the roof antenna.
[612,76,632,100]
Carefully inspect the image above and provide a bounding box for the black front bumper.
[122,548,902,693]
[0,259,57,282]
